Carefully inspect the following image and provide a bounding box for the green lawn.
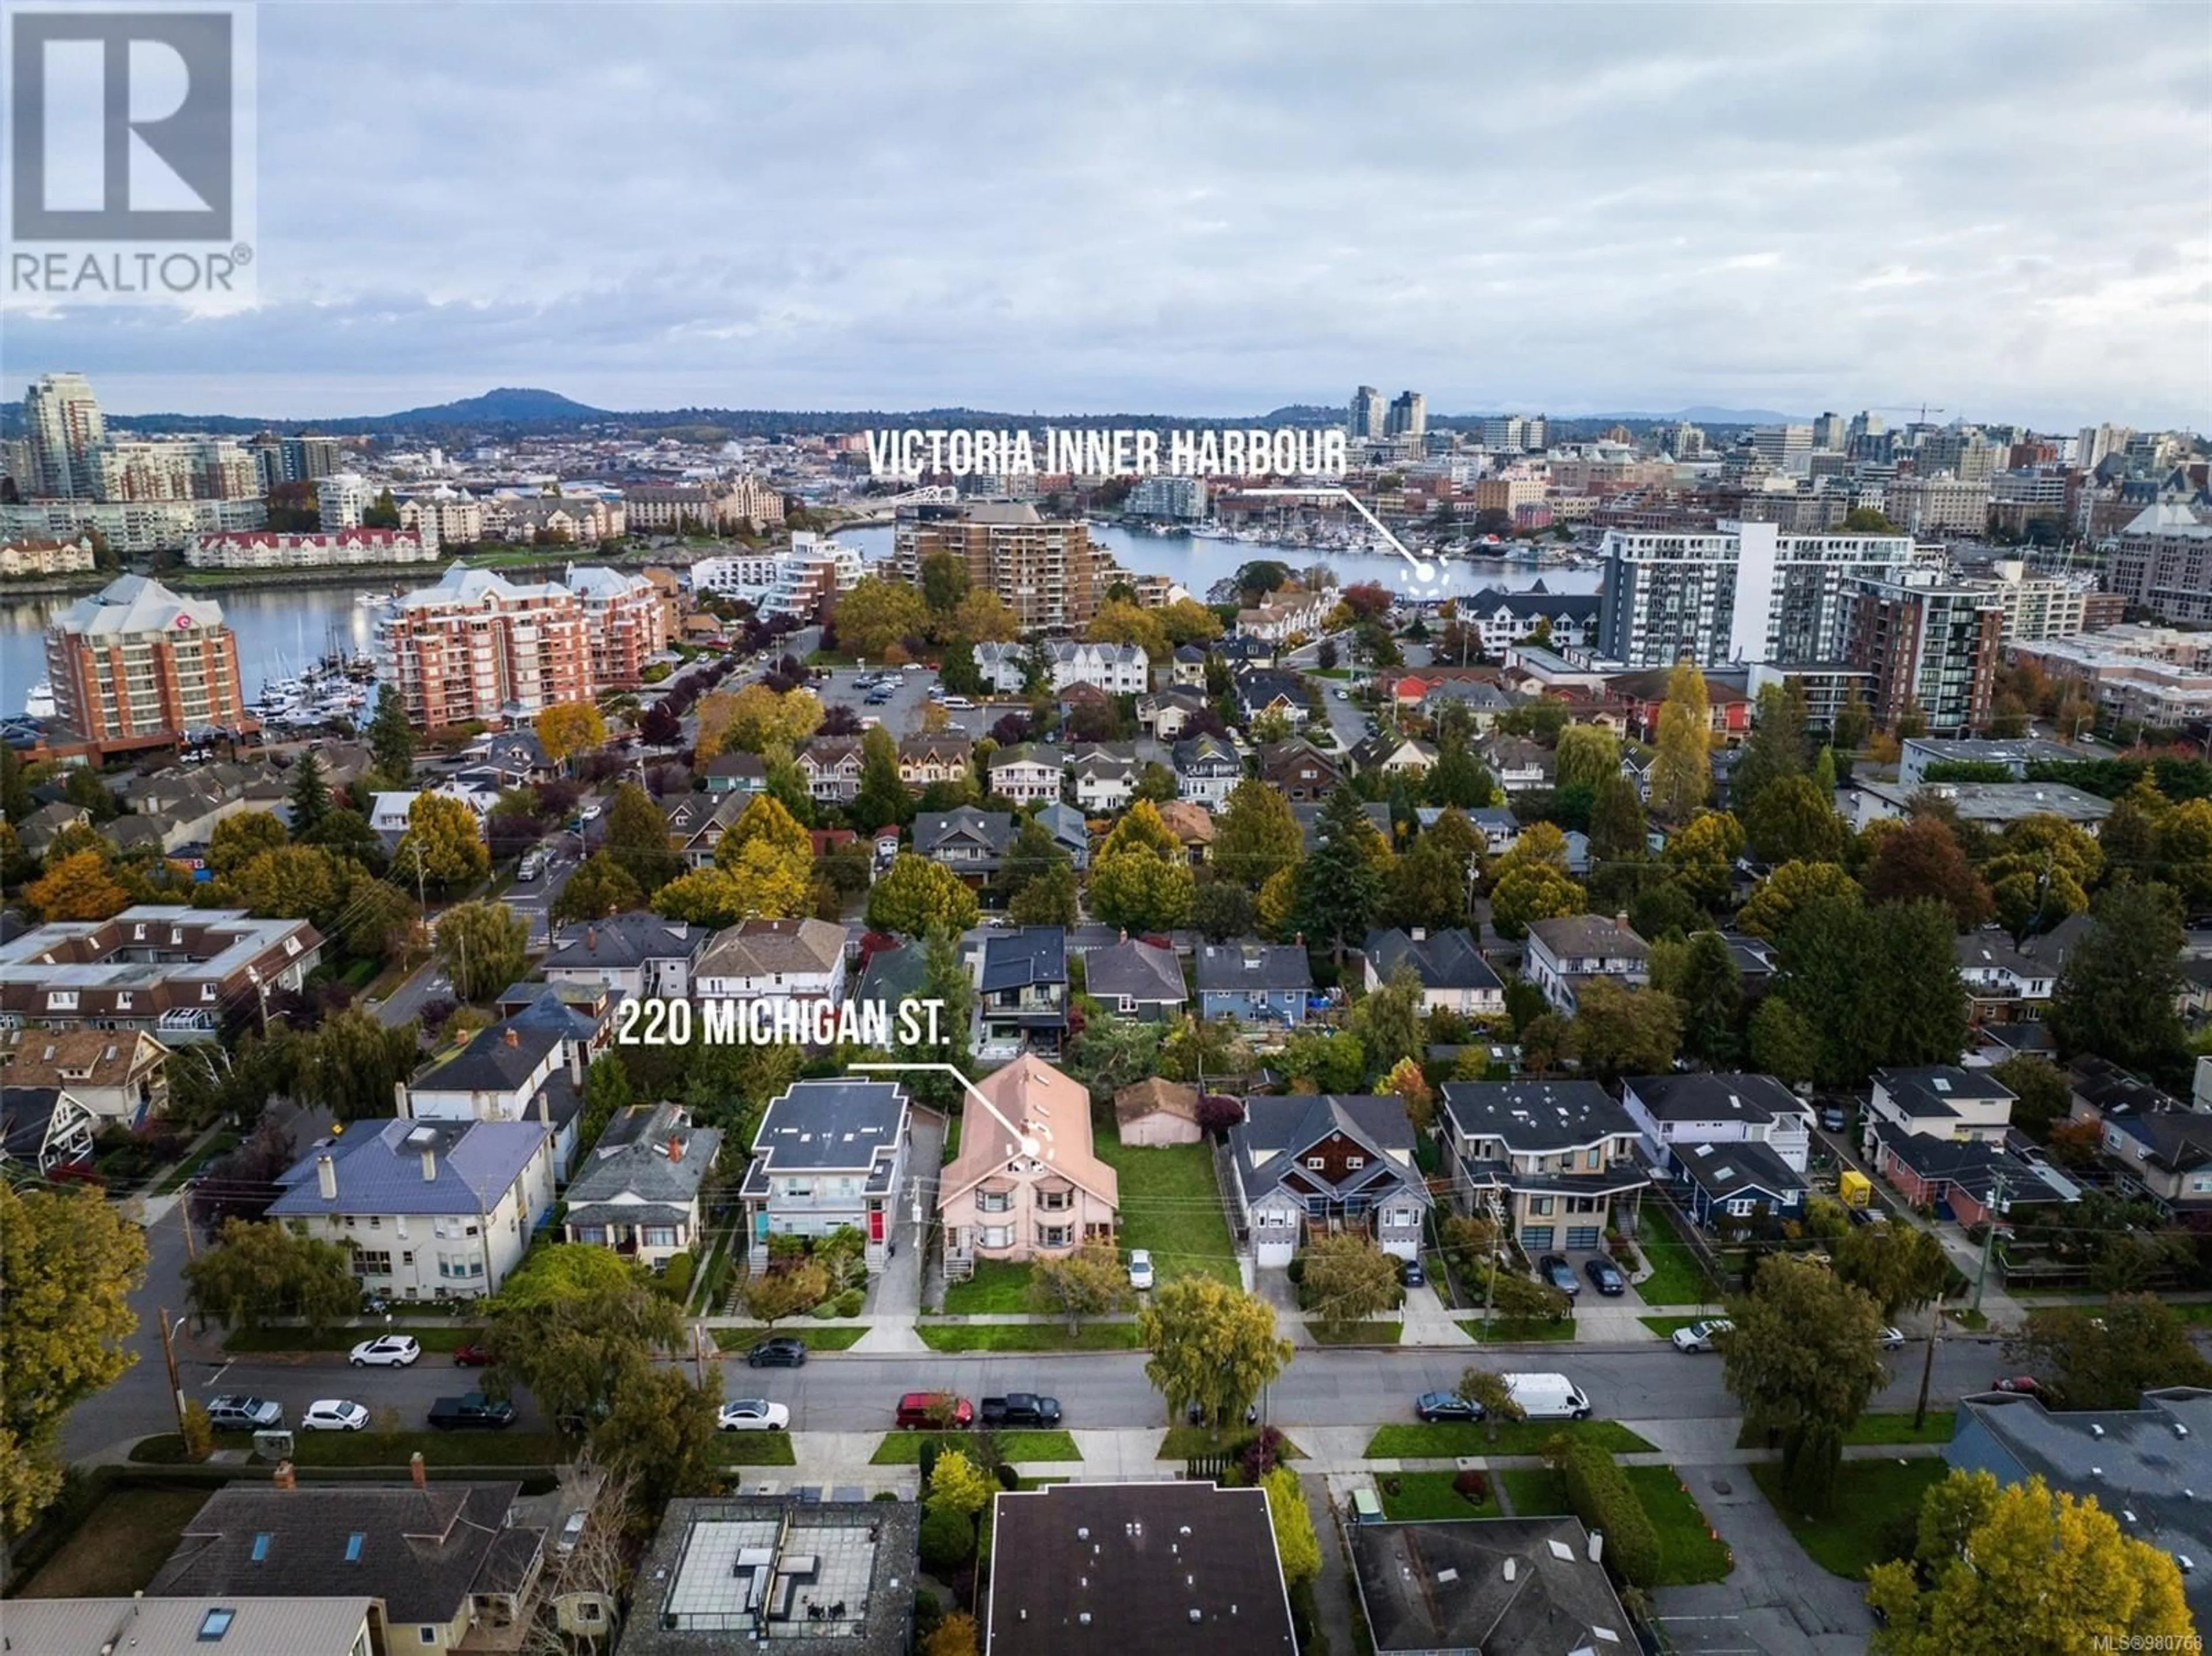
[1634,1227,1718,1308]
[942,1259,1036,1316]
[869,1430,1081,1465]
[1638,1314,1709,1338]
[1306,1320,1403,1345]
[1458,1317,1577,1343]
[1624,1466,1735,1585]
[1843,1412,1956,1446]
[1377,1471,1493,1522]
[1156,1427,1305,1460]
[1495,1466,1570,1517]
[1093,1136,1240,1286]
[1363,1420,1654,1458]
[942,1113,963,1162]
[712,1325,869,1353]
[917,1322,1139,1352]
[1751,1458,1948,1581]
[220,1324,484,1354]
[716,1434,798,1466]
[2168,1301,2212,1325]
[156,1131,237,1194]
[18,1485,210,1598]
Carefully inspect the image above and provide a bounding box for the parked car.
[1582,1257,1626,1296]
[979,1393,1062,1428]
[557,1510,588,1555]
[350,1335,422,1368]
[1820,1104,1848,1132]
[1127,1249,1154,1291]
[1503,1372,1593,1420]
[579,804,602,822]
[1399,1258,1426,1289]
[895,1392,974,1430]
[300,1399,370,1433]
[941,696,976,711]
[1877,1326,1907,1351]
[747,1337,808,1369]
[1992,1375,2046,1397]
[452,1342,494,1367]
[718,1399,792,1432]
[428,1393,517,1431]
[517,852,544,881]
[1671,1319,1733,1353]
[1415,1391,1482,1422]
[206,1395,283,1430]
[1537,1255,1580,1297]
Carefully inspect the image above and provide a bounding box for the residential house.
[0,1598,377,1656]
[368,783,500,848]
[269,1118,556,1299]
[988,744,1065,805]
[1476,735,1554,793]
[695,918,848,1015]
[796,738,863,804]
[0,905,321,1045]
[1234,667,1310,727]
[662,791,748,868]
[1054,680,1113,724]
[1036,800,1092,870]
[1673,1138,1810,1229]
[738,1079,912,1268]
[1439,1080,1650,1252]
[979,927,1070,1054]
[1230,1092,1431,1265]
[404,1015,585,1181]
[1522,914,1650,1014]
[938,1055,1119,1276]
[1138,687,1207,741]
[1173,733,1244,806]
[1349,733,1437,777]
[1865,1065,2017,1153]
[1350,1515,1633,1656]
[1236,588,1335,643]
[15,801,88,858]
[1257,740,1342,804]
[897,735,974,790]
[1839,778,2114,835]
[1154,799,1216,864]
[0,1027,169,1127]
[1457,586,1604,654]
[1085,937,1188,1020]
[1069,742,1145,812]
[850,937,927,1024]
[1466,804,1521,855]
[541,914,704,999]
[699,752,767,794]
[913,806,1014,882]
[1954,932,2060,1025]
[1113,1078,1203,1147]
[1043,639,1150,695]
[1362,928,1504,1017]
[1609,666,1754,745]
[1945,1391,2212,1632]
[1869,1128,2070,1224]
[0,1086,97,1174]
[972,640,1033,695]
[1169,642,1210,689]
[1195,941,1312,1026]
[1620,1072,1815,1175]
[986,1481,1296,1656]
[479,729,553,786]
[149,1479,546,1656]
[1419,677,1525,732]
[2067,1056,2212,1221]
[562,1102,721,1268]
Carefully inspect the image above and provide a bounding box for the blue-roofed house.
[1195,941,1313,1026]
[268,1118,557,1300]
[1672,1138,1808,1230]
[979,927,1070,1054]
[738,1079,912,1271]
[1035,801,1091,871]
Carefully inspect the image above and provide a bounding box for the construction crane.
[1870,403,1948,425]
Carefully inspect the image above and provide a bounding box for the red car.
[453,1342,494,1368]
[1991,1375,2043,1396]
[895,1392,974,1430]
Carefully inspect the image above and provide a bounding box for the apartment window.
[1037,1190,1070,1212]
[1306,1157,1327,1170]
[353,1251,392,1275]
[642,1226,677,1248]
[977,1191,1010,1214]
[1530,1196,1555,1217]
[1345,1156,1365,1170]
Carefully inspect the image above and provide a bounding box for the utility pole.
[158,1306,187,1434]
[1912,1295,1942,1431]
[1971,1175,2008,1319]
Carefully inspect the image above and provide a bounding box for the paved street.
[506,843,584,949]
[369,956,449,1028]
[1656,1462,1879,1656]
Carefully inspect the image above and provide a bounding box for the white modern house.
[738,1079,913,1272]
[1522,915,1650,1014]
[694,919,848,1012]
[1619,1073,1814,1176]
[1043,640,1150,695]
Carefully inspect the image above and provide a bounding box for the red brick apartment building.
[44,575,248,756]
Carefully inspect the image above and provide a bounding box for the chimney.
[1615,912,1630,930]
[669,1135,685,1162]
[1587,1528,1604,1566]
[272,1461,296,1490]
[393,1079,409,1115]
[504,1027,520,1048]
[410,1451,427,1490]
[586,926,597,953]
[421,1147,437,1182]
[536,1089,551,1124]
[316,1153,338,1202]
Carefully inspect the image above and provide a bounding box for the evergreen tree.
[367,685,416,781]
[286,751,331,835]
[1296,786,1387,962]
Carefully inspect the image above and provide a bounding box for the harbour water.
[0,524,1594,715]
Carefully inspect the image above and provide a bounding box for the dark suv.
[1582,1257,1626,1296]
[747,1336,808,1369]
[1538,1255,1580,1296]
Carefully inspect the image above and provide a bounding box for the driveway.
[851,1109,941,1354]
[1652,1465,1876,1656]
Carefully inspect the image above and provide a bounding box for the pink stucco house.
[938,1055,1119,1279]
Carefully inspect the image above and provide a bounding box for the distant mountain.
[378,387,613,425]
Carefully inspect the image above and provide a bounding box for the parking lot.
[810,665,999,741]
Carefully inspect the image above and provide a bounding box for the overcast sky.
[8,3,2208,429]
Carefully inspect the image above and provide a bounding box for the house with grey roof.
[149,1476,546,1656]
[2067,1056,2212,1219]
[1955,930,2059,1024]
[1439,1081,1650,1253]
[1523,914,1649,1014]
[268,1118,556,1299]
[1195,942,1313,1026]
[1673,1138,1808,1229]
[1035,800,1091,870]
[850,938,927,1022]
[543,913,706,999]
[988,744,1065,805]
[1084,938,1187,1021]
[912,807,1015,882]
[1172,733,1243,806]
[1349,1515,1631,1656]
[1868,1126,2070,1227]
[700,751,768,794]
[979,927,1069,1054]
[1230,1093,1431,1266]
[563,1103,721,1270]
[662,790,751,867]
[0,1085,97,1175]
[1362,927,1503,1017]
[695,918,847,1014]
[1866,1065,2016,1151]
[1234,667,1311,727]
[739,1080,912,1272]
[1620,1071,1814,1176]
[1067,742,1148,812]
[0,1598,377,1656]
[406,1013,586,1180]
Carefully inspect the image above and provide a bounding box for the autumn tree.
[484,1244,686,1430]
[602,781,681,893]
[210,809,289,876]
[740,1260,831,1327]
[0,1184,146,1530]
[184,1218,361,1331]
[2006,1294,2212,1409]
[590,1368,724,1509]
[1650,660,1713,821]
[535,700,608,772]
[1982,813,2101,939]
[1213,779,1304,891]
[1737,859,1861,940]
[868,853,981,935]
[1721,1255,1888,1515]
[1834,1220,1952,1320]
[1862,816,1990,930]
[1382,1056,1435,1134]
[1088,842,1195,933]
[834,577,930,660]
[1661,810,1744,910]
[1553,724,1621,793]
[1301,1233,1403,1332]
[1086,598,1171,663]
[293,1007,423,1122]
[1029,1242,1135,1332]
[1867,1471,2192,1655]
[1140,1276,1294,1428]
[395,791,490,889]
[24,849,131,921]
[1570,978,1683,1080]
[434,900,529,1002]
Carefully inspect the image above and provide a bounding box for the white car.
[941,696,976,710]
[349,1335,422,1368]
[1127,1249,1155,1291]
[718,1399,791,1432]
[300,1399,371,1432]
[579,804,602,822]
[1877,1326,1907,1351]
[1671,1319,1733,1353]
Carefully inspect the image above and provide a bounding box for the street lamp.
[2071,713,2094,744]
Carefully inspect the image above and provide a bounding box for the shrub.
[1453,1468,1487,1503]
[180,1400,213,1461]
[1285,1257,1306,1286]
[913,1589,944,1643]
[811,1299,841,1318]
[659,1252,694,1301]
[1240,1425,1288,1486]
[836,1287,866,1317]
[918,1506,976,1574]
[1558,1441,1660,1588]
[994,1462,1020,1491]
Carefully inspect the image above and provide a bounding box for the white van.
[1504,1372,1592,1420]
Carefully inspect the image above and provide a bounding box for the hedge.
[1557,1439,1661,1589]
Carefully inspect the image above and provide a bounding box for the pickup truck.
[428,1392,517,1431]
[979,1393,1062,1428]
